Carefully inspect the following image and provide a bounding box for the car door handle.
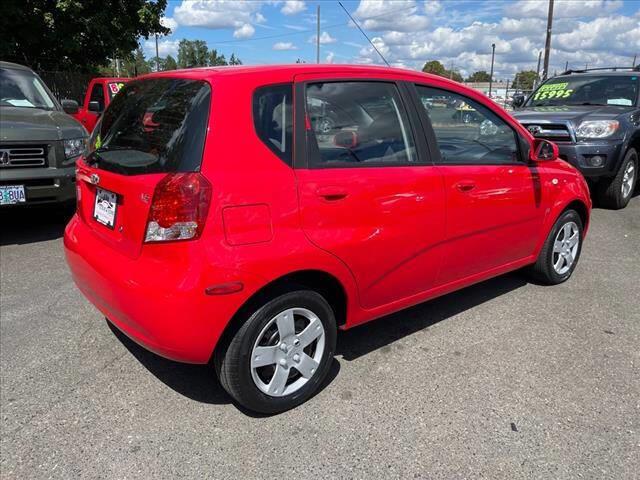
[455,181,476,192]
[316,186,349,201]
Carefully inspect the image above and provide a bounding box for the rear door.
[412,84,545,284]
[294,75,446,310]
[76,77,211,259]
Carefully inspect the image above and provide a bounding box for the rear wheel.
[215,290,336,414]
[596,148,637,209]
[529,209,583,285]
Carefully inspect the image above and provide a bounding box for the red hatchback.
[64,65,591,413]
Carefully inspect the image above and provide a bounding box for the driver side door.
[413,84,545,284]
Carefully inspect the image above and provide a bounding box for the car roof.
[0,61,36,72]
[137,63,459,86]
[557,70,640,78]
[93,77,130,82]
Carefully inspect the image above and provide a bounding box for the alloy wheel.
[621,158,636,199]
[552,221,580,275]
[250,307,325,397]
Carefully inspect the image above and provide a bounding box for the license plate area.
[0,185,26,205]
[93,187,118,229]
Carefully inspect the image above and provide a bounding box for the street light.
[489,43,496,98]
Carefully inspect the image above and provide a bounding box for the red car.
[70,77,129,132]
[64,65,591,413]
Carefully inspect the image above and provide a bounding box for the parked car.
[64,65,591,414]
[512,67,640,209]
[70,77,129,133]
[0,61,87,206]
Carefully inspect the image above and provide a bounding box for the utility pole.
[564,60,568,71]
[533,51,542,88]
[632,54,636,67]
[489,43,496,97]
[155,34,160,72]
[504,79,510,108]
[542,0,554,80]
[316,5,320,64]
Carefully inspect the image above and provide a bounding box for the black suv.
[512,67,639,209]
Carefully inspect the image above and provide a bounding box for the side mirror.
[531,138,558,162]
[511,94,525,109]
[334,131,358,149]
[88,101,103,113]
[61,99,79,114]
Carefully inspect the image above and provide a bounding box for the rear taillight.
[144,173,211,243]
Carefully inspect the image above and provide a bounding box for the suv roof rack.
[560,65,640,75]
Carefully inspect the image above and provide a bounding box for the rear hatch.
[76,77,211,259]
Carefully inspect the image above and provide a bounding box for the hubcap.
[621,159,636,199]
[250,307,325,397]
[552,221,580,275]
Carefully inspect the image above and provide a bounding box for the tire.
[529,209,584,285]
[596,147,637,210]
[215,290,337,414]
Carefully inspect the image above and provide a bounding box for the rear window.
[86,78,211,175]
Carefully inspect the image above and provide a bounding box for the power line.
[337,1,390,66]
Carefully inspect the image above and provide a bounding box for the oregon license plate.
[0,185,26,205]
[93,188,117,228]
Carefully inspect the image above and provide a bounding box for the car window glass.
[89,83,105,110]
[416,85,520,165]
[253,84,292,165]
[306,82,416,166]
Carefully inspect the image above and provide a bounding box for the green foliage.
[176,39,241,68]
[0,0,169,72]
[164,55,178,71]
[514,70,538,90]
[422,60,463,83]
[122,48,152,76]
[466,71,492,83]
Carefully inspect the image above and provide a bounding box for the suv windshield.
[0,67,56,110]
[87,78,211,175]
[527,75,639,107]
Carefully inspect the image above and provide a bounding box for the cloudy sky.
[145,0,640,79]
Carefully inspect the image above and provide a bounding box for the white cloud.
[511,0,623,18]
[424,1,441,16]
[273,41,298,50]
[160,16,178,32]
[309,31,337,44]
[143,39,180,58]
[325,51,335,63]
[281,0,306,15]
[173,1,262,34]
[353,0,430,32]
[233,23,255,39]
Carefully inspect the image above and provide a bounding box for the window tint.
[416,86,520,165]
[253,84,292,165]
[306,82,416,166]
[86,78,211,175]
[89,83,105,111]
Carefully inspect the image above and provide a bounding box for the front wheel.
[215,290,337,414]
[528,209,584,285]
[596,147,637,209]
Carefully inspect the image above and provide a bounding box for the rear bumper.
[0,165,76,205]
[556,141,623,178]
[64,214,262,364]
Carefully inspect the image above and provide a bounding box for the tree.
[513,70,538,91]
[122,48,151,76]
[164,55,177,70]
[466,70,492,83]
[177,39,210,68]
[208,49,227,66]
[0,0,169,71]
[422,60,463,83]
[229,53,242,66]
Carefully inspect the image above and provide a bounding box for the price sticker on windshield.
[108,82,125,96]
[534,82,574,100]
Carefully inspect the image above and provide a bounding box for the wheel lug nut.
[279,343,287,351]
[279,359,287,366]
[293,354,300,362]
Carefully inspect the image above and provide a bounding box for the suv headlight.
[576,120,619,139]
[63,138,86,159]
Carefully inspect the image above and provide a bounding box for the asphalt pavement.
[1,196,639,479]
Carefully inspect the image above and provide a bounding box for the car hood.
[0,107,86,142]
[512,105,631,125]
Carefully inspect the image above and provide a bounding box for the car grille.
[0,145,48,168]
[521,123,573,143]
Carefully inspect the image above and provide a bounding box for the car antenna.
[337,1,390,67]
